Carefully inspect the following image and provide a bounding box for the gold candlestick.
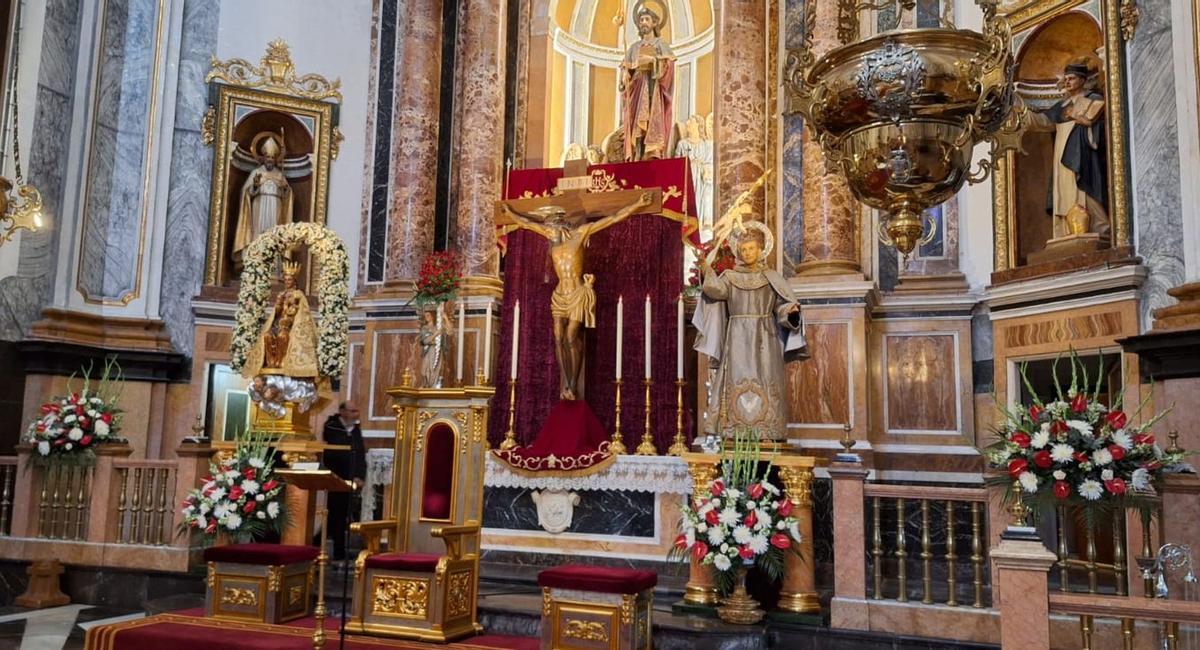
[668,379,687,456]
[499,379,519,450]
[312,505,328,649]
[610,379,628,454]
[636,378,657,455]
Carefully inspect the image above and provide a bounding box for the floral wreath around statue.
[229,222,350,380]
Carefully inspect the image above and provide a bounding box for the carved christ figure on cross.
[501,190,654,401]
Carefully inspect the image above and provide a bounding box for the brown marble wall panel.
[367,328,421,422]
[714,0,768,219]
[884,334,958,432]
[787,322,850,425]
[451,0,506,278]
[1000,310,1126,350]
[347,342,369,413]
[386,0,445,280]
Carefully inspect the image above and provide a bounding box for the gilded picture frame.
[200,40,343,287]
[992,0,1138,272]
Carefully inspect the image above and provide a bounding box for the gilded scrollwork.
[446,571,472,618]
[206,39,343,102]
[266,566,282,592]
[288,585,303,607]
[200,106,216,146]
[563,619,610,642]
[206,562,216,589]
[542,588,553,616]
[371,577,430,619]
[620,594,634,625]
[221,587,258,607]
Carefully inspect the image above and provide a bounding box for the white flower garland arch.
[229,222,351,380]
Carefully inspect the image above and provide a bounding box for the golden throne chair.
[346,379,494,642]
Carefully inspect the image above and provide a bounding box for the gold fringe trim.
[489,447,618,479]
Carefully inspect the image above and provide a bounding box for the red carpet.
[84,609,538,650]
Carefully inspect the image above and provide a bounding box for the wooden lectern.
[275,469,357,650]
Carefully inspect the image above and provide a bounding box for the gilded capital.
[779,466,815,508]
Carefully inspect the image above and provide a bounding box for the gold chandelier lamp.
[785,0,1026,256]
[1,0,46,244]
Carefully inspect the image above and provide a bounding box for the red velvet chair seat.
[365,552,442,573]
[538,565,657,594]
[203,543,319,565]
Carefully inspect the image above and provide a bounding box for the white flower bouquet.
[24,359,124,467]
[984,353,1189,518]
[179,432,288,544]
[670,431,803,592]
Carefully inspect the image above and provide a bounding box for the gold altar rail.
[113,460,177,546]
[0,456,16,536]
[36,463,93,541]
[1048,592,1200,649]
[863,482,991,607]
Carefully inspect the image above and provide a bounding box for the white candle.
[510,301,521,380]
[483,299,493,381]
[456,298,465,382]
[615,296,624,380]
[676,294,684,379]
[644,295,652,379]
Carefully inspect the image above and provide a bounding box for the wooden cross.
[495,158,664,227]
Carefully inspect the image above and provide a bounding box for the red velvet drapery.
[487,159,696,452]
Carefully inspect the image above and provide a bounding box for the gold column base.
[777,591,822,614]
[684,585,720,606]
[251,401,315,439]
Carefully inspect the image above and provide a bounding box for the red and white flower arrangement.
[179,432,288,544]
[670,433,803,590]
[25,360,124,467]
[413,250,462,307]
[985,354,1189,513]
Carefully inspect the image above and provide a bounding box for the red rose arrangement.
[413,251,462,307]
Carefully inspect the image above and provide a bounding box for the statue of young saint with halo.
[693,220,806,444]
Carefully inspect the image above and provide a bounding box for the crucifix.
[496,159,664,401]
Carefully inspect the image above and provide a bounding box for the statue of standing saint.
[233,132,294,263]
[619,4,675,162]
[501,192,654,401]
[418,304,453,388]
[1027,59,1109,241]
[693,224,806,442]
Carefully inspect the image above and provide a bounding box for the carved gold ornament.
[206,39,343,102]
[446,571,472,618]
[267,566,283,592]
[563,619,610,642]
[1119,0,1139,40]
[288,585,304,607]
[221,587,258,607]
[372,577,430,619]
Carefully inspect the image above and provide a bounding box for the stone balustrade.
[0,441,213,572]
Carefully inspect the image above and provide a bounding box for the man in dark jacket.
[321,401,365,561]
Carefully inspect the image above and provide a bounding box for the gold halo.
[730,221,774,261]
[632,0,669,28]
[249,131,285,161]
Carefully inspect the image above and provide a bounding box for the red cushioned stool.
[203,543,319,624]
[538,565,656,650]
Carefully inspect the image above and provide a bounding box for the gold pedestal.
[1027,233,1102,266]
[250,402,315,439]
[716,566,764,625]
[635,379,657,455]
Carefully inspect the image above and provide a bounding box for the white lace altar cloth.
[362,449,691,519]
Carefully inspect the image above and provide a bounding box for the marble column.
[990,536,1056,649]
[829,462,870,629]
[682,454,720,606]
[777,461,820,613]
[797,0,860,276]
[451,0,506,281]
[714,0,768,220]
[386,0,444,282]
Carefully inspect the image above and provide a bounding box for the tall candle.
[456,298,465,382]
[615,296,624,380]
[510,301,521,380]
[644,295,652,379]
[676,294,684,379]
[483,299,493,381]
